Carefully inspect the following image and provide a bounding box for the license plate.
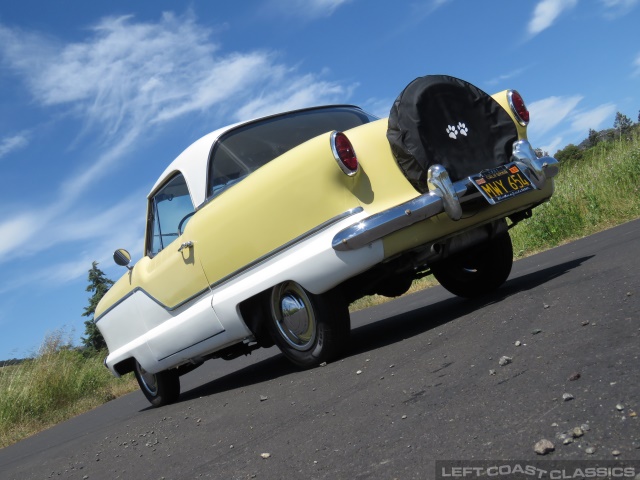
[470,163,534,205]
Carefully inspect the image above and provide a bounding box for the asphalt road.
[1,220,639,480]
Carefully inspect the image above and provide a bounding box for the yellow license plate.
[470,163,534,205]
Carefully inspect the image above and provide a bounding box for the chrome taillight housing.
[331,131,358,176]
[508,90,530,126]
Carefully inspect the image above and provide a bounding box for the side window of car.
[147,173,194,257]
[208,143,252,198]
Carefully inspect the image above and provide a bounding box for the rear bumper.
[332,140,559,251]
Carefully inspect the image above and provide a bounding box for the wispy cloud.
[362,97,393,119]
[633,52,640,76]
[0,132,29,159]
[0,191,144,264]
[236,74,355,120]
[529,96,617,154]
[407,0,453,20]
[570,103,617,133]
[600,0,639,17]
[0,12,356,277]
[528,95,583,139]
[527,0,579,37]
[265,0,354,19]
[485,67,528,87]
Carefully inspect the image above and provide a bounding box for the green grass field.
[0,331,138,448]
[1,129,639,449]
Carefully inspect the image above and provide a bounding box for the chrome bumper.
[332,140,559,251]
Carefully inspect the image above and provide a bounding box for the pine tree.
[81,261,114,351]
[613,112,633,138]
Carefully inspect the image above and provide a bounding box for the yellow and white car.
[95,75,559,407]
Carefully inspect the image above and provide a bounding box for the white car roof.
[148,105,365,208]
[148,121,243,208]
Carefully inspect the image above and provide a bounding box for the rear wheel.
[134,361,180,407]
[430,233,513,298]
[267,281,350,368]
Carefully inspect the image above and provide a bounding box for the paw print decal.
[446,121,469,140]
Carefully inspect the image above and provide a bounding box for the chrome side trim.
[332,191,444,251]
[332,140,559,252]
[208,207,364,290]
[96,207,364,322]
[158,330,226,362]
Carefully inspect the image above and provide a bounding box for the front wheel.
[267,281,350,368]
[430,232,513,298]
[134,361,180,407]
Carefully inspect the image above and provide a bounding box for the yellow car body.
[95,75,558,407]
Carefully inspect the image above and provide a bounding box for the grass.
[510,133,640,256]
[1,130,639,449]
[0,330,138,448]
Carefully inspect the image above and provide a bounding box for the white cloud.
[485,67,528,87]
[0,133,29,159]
[601,0,639,17]
[362,97,393,119]
[0,214,41,259]
[235,74,354,120]
[527,95,583,140]
[540,136,564,156]
[527,0,579,36]
[570,103,616,133]
[633,52,640,76]
[529,99,617,153]
[0,191,144,265]
[265,0,354,19]
[0,12,356,273]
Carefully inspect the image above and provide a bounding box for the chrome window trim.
[206,206,364,291]
[158,330,226,362]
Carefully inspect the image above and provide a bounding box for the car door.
[134,172,224,360]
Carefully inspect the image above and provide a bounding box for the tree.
[613,112,633,138]
[81,262,114,350]
[534,148,549,158]
[554,144,583,163]
[588,128,600,147]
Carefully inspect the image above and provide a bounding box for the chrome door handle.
[178,241,193,252]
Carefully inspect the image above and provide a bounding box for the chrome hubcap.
[136,362,158,396]
[271,282,316,351]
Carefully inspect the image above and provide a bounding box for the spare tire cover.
[387,75,517,193]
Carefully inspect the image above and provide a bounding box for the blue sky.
[0,0,638,359]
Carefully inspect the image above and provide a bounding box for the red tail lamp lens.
[332,132,358,174]
[509,90,529,126]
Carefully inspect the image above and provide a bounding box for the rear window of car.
[207,106,376,198]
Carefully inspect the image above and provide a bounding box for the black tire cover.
[387,75,517,192]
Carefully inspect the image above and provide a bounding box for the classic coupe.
[95,75,559,407]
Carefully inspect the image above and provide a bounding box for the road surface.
[1,220,638,479]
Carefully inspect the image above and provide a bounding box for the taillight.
[508,90,529,126]
[331,131,358,175]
